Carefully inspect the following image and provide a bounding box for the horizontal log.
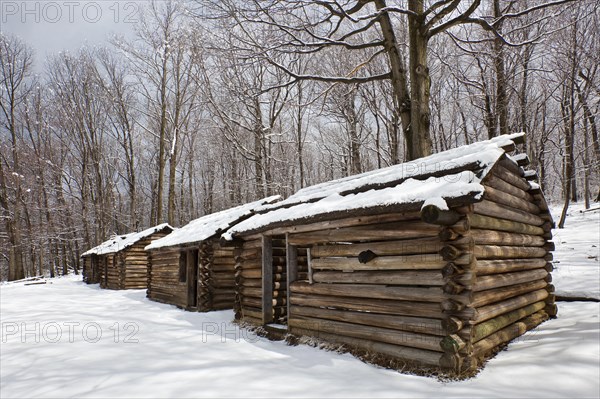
[240,260,262,270]
[209,276,235,286]
[311,237,442,258]
[241,297,262,308]
[210,289,236,297]
[213,249,234,257]
[240,288,263,299]
[452,229,545,247]
[484,174,533,204]
[289,305,445,336]
[289,326,442,367]
[473,269,548,292]
[288,221,441,246]
[482,185,540,214]
[498,157,524,176]
[312,270,444,286]
[474,245,547,259]
[310,255,445,271]
[473,311,548,357]
[476,258,547,275]
[290,293,443,319]
[241,279,263,288]
[474,199,544,227]
[420,205,462,226]
[469,214,543,236]
[210,265,236,274]
[241,269,262,279]
[473,289,548,323]
[471,279,548,308]
[492,164,531,192]
[290,281,445,303]
[269,211,423,236]
[289,316,443,352]
[148,293,186,307]
[470,301,546,343]
[241,307,263,321]
[212,259,236,266]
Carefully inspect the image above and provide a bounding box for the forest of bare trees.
[1,0,598,281]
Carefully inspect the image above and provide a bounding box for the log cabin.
[222,133,555,373]
[144,196,280,311]
[81,223,173,289]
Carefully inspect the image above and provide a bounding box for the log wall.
[286,212,449,368]
[198,241,236,312]
[147,248,188,308]
[82,255,101,284]
[235,237,264,325]
[97,230,171,290]
[100,254,119,289]
[437,157,554,371]
[148,238,237,312]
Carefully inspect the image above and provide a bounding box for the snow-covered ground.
[551,203,600,300]
[1,203,599,398]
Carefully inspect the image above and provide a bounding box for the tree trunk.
[344,88,362,174]
[156,44,169,225]
[558,88,576,228]
[253,96,266,198]
[493,0,509,137]
[407,0,433,160]
[374,0,414,159]
[582,109,591,209]
[296,83,305,188]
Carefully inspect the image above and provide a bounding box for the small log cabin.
[144,196,280,311]
[81,223,173,289]
[223,133,555,373]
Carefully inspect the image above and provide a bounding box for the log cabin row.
[144,196,280,311]
[81,223,173,289]
[223,132,556,373]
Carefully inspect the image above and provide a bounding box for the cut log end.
[421,205,462,226]
[442,316,464,334]
[439,245,463,261]
[439,228,461,242]
[440,334,466,353]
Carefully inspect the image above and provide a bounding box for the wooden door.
[187,249,199,308]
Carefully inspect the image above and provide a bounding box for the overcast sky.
[1,1,143,72]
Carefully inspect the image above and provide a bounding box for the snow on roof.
[145,196,281,250]
[223,133,525,239]
[82,223,173,257]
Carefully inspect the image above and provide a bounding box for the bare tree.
[0,33,33,280]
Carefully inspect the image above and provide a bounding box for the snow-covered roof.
[82,223,173,257]
[223,133,526,239]
[145,196,281,250]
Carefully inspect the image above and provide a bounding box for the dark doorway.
[187,249,199,308]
